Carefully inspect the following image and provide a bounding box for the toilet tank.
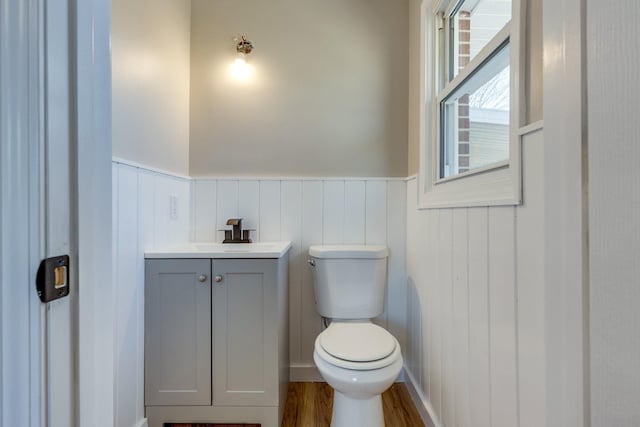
[308,245,388,319]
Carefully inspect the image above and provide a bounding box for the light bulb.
[229,54,253,81]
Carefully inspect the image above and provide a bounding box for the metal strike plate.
[36,255,70,303]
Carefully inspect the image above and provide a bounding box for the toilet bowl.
[308,245,402,427]
[313,321,403,427]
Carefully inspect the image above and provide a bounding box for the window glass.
[440,42,510,178]
[449,0,512,80]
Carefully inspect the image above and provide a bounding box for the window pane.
[449,0,511,80]
[440,42,509,179]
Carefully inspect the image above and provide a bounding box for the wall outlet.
[169,195,179,220]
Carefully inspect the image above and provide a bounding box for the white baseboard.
[404,369,441,427]
[134,418,148,427]
[290,363,323,382]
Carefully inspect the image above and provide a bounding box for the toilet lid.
[319,323,396,362]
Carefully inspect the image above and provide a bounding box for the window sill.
[435,160,509,185]
[417,121,543,209]
[418,163,520,209]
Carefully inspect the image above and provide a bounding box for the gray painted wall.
[407,0,422,177]
[189,0,409,177]
[112,0,191,175]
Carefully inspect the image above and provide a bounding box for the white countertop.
[145,241,292,259]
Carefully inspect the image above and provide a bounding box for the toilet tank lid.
[309,245,388,259]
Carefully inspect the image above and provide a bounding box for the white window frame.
[418,0,526,209]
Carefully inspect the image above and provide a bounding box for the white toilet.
[308,245,403,427]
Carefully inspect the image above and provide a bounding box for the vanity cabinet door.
[145,259,212,406]
[212,259,278,406]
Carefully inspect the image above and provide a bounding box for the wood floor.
[168,382,425,427]
[170,425,259,427]
[281,382,425,427]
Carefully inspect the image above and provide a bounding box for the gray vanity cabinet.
[144,255,289,427]
[144,259,212,406]
[212,259,278,406]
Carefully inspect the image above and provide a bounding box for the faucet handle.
[226,218,242,226]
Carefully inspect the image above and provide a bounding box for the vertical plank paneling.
[152,174,171,248]
[467,207,491,427]
[404,179,422,387]
[414,206,431,397]
[438,209,455,427]
[386,181,407,347]
[116,166,138,257]
[193,180,217,242]
[112,164,119,280]
[115,164,139,427]
[343,181,366,244]
[114,165,194,427]
[238,180,260,241]
[137,171,156,252]
[322,181,344,244]
[427,208,442,414]
[368,182,388,329]
[136,170,155,421]
[488,207,519,427]
[111,164,120,423]
[516,133,545,427]
[452,209,470,427]
[216,180,239,241]
[154,176,190,246]
[301,181,324,363]
[259,180,281,242]
[109,158,563,426]
[281,181,303,364]
[120,171,408,382]
[177,178,191,243]
[403,145,547,427]
[365,181,387,245]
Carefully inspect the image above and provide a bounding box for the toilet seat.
[320,322,396,361]
[315,322,401,371]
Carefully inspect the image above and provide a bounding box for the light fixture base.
[235,35,253,55]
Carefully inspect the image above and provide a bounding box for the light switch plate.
[169,195,179,220]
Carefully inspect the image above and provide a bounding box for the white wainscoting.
[113,161,408,425]
[112,161,190,427]
[405,128,545,427]
[191,177,407,379]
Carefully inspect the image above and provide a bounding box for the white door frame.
[543,0,590,426]
[0,0,114,425]
[0,1,45,426]
[73,0,115,424]
[45,0,76,422]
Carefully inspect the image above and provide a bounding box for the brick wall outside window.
[457,11,471,174]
